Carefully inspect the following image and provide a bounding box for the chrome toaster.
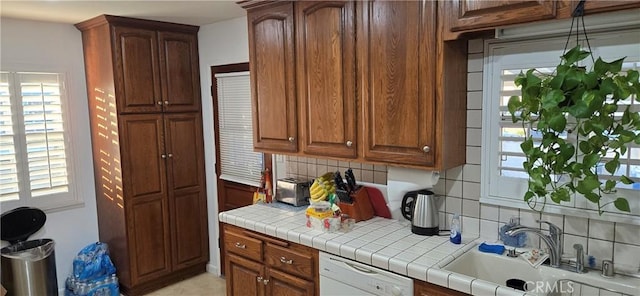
[275,178,311,206]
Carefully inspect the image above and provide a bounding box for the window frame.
[480,29,640,225]
[1,68,82,212]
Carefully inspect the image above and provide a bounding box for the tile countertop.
[219,203,535,296]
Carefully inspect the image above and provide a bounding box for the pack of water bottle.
[64,242,119,296]
[65,274,119,296]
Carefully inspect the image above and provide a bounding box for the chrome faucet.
[573,244,586,273]
[506,220,563,268]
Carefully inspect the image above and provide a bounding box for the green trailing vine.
[507,45,640,214]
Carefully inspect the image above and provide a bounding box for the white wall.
[197,16,248,275]
[0,18,99,292]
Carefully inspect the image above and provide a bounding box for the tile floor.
[144,273,226,295]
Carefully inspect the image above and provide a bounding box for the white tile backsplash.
[463,164,481,182]
[614,222,640,246]
[467,91,483,110]
[467,53,484,73]
[613,243,640,273]
[445,197,462,215]
[466,128,482,147]
[466,110,483,128]
[587,238,613,267]
[463,199,480,218]
[446,166,463,181]
[462,181,480,200]
[445,179,463,198]
[480,219,499,241]
[564,216,589,236]
[562,234,588,257]
[588,219,614,241]
[466,146,482,165]
[481,204,500,221]
[498,207,519,224]
[467,72,483,91]
[468,39,484,54]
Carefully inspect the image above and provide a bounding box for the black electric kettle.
[401,189,440,236]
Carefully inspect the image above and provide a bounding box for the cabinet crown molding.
[75,14,200,33]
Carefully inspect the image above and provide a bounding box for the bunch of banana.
[309,173,336,203]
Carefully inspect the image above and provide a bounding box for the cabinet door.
[265,268,314,296]
[247,2,298,153]
[128,196,172,284]
[120,114,167,200]
[164,113,208,269]
[580,1,640,15]
[358,0,436,166]
[296,1,357,158]
[445,0,556,32]
[113,27,163,113]
[158,31,201,113]
[226,254,265,296]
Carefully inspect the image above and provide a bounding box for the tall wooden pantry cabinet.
[75,15,208,295]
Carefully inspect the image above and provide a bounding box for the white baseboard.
[206,263,220,276]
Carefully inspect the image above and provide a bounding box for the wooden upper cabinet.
[114,27,163,114]
[119,114,167,201]
[113,26,200,114]
[157,31,201,112]
[358,0,437,166]
[296,1,357,159]
[247,2,298,153]
[445,0,557,32]
[558,1,640,18]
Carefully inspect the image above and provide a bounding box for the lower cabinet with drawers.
[223,224,319,296]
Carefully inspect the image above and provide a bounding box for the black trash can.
[1,207,58,296]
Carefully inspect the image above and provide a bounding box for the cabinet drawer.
[264,243,314,280]
[224,230,263,262]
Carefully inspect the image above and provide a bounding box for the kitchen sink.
[442,245,640,295]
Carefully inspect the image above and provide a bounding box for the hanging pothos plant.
[507,45,640,214]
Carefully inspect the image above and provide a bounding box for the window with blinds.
[482,29,640,218]
[0,71,76,208]
[215,71,264,187]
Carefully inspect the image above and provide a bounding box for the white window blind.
[482,29,640,221]
[215,71,264,187]
[0,71,76,209]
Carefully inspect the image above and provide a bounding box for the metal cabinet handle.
[288,137,295,142]
[422,146,430,153]
[164,100,169,105]
[262,279,269,285]
[157,101,163,105]
[346,140,353,147]
[161,154,167,159]
[280,257,293,265]
[168,153,173,158]
[234,242,246,249]
[256,276,263,283]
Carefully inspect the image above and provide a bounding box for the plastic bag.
[66,242,119,296]
[72,242,116,282]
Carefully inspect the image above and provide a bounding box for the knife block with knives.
[338,187,374,222]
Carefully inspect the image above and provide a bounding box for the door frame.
[211,63,272,275]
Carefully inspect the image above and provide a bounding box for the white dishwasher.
[319,252,413,296]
